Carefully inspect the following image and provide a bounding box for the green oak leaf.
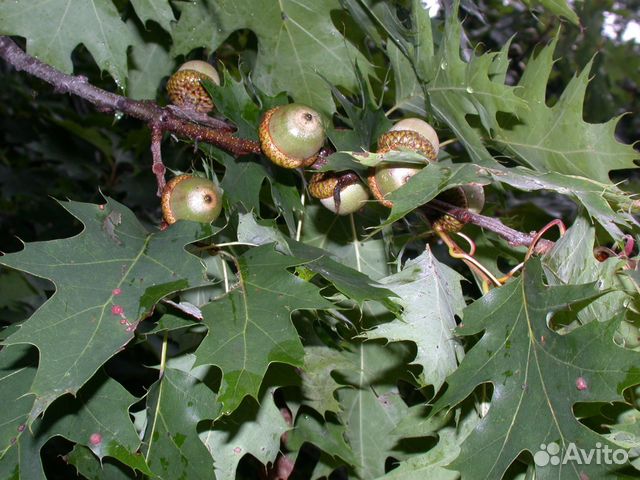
[67,445,136,480]
[287,409,358,469]
[0,198,215,420]
[212,148,267,214]
[376,407,481,480]
[237,212,399,309]
[522,0,578,25]
[367,247,466,391]
[432,258,640,479]
[0,0,135,88]
[420,7,525,166]
[482,165,638,239]
[492,35,639,184]
[286,240,399,312]
[543,215,638,326]
[300,346,350,414]
[338,387,409,478]
[203,69,262,140]
[194,244,334,413]
[326,65,391,152]
[267,166,305,236]
[2,371,151,479]
[0,427,42,479]
[128,21,174,100]
[603,407,640,467]
[300,204,392,281]
[330,342,416,478]
[200,387,288,478]
[145,311,201,335]
[130,0,175,32]
[0,345,36,458]
[142,356,219,479]
[376,0,432,118]
[171,0,372,114]
[333,341,416,390]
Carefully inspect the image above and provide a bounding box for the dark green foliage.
[0,1,638,479]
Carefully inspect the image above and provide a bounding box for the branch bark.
[426,199,555,254]
[0,35,558,254]
[0,36,261,156]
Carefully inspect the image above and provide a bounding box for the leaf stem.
[159,331,169,379]
[214,242,259,248]
[296,192,306,242]
[439,138,458,148]
[145,331,169,466]
[349,214,362,272]
[222,257,230,293]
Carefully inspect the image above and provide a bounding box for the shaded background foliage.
[0,0,638,478]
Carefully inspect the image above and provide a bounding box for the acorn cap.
[431,183,485,232]
[259,104,326,169]
[389,118,440,155]
[377,130,437,162]
[309,172,338,199]
[161,175,222,225]
[167,61,220,113]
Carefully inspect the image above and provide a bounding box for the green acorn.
[259,103,326,169]
[368,118,439,208]
[161,175,222,224]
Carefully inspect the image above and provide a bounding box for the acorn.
[431,183,485,232]
[309,171,369,215]
[166,60,220,113]
[161,175,222,225]
[368,118,439,208]
[258,103,326,169]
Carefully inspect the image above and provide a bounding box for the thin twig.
[0,36,261,156]
[150,124,166,196]
[0,36,563,254]
[426,199,555,254]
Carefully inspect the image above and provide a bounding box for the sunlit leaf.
[367,247,465,391]
[432,258,640,478]
[200,387,288,478]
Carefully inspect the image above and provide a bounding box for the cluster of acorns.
[161,61,484,230]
